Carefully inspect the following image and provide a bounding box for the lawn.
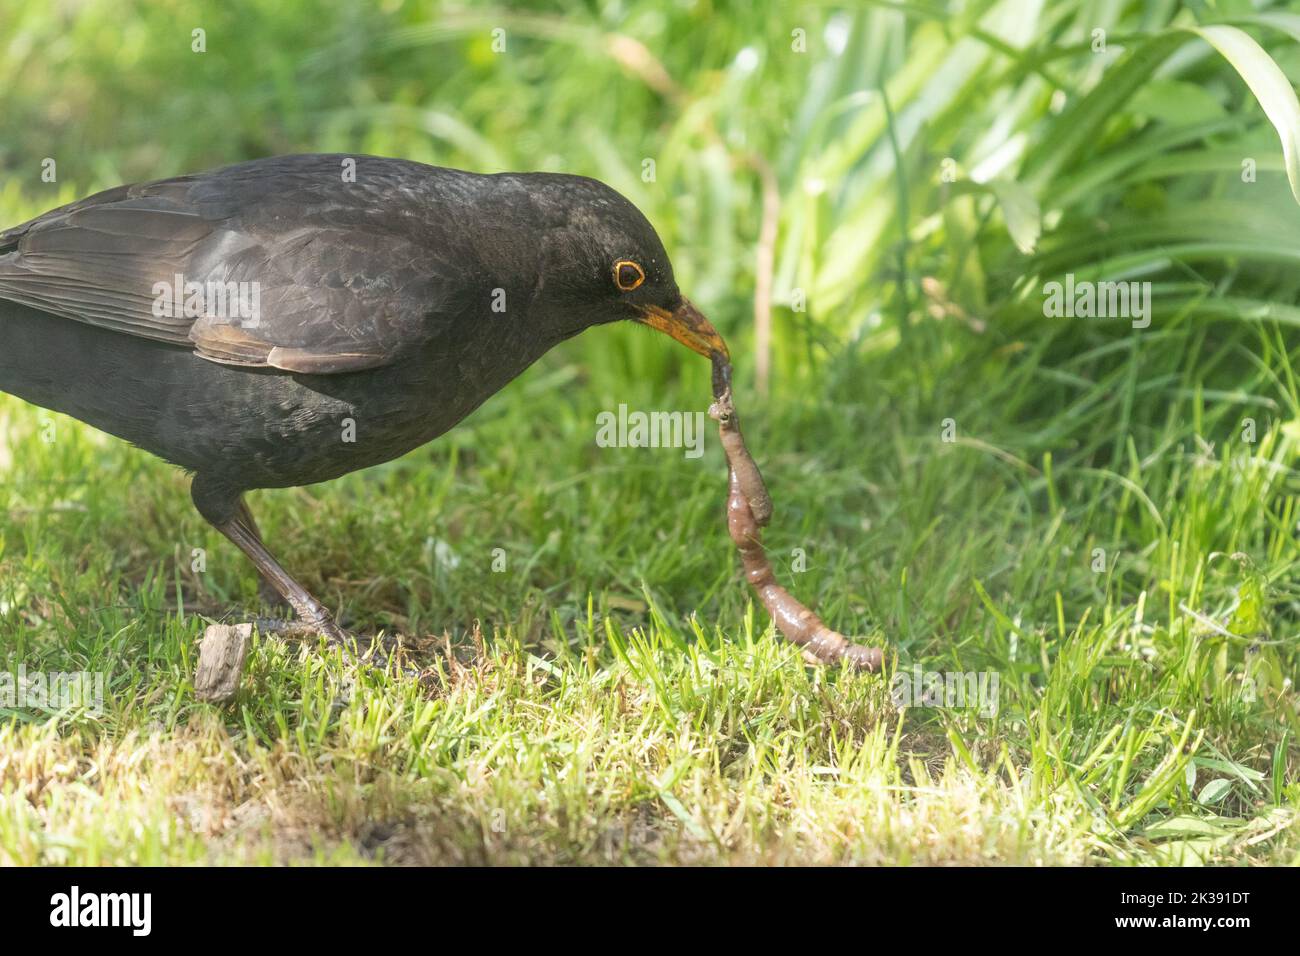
[1,0,1298,865]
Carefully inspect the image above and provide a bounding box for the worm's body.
[708,364,883,672]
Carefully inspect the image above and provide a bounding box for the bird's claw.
[250,615,355,648]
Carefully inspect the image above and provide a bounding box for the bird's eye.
[614,259,645,292]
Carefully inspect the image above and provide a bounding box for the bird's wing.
[0,159,459,373]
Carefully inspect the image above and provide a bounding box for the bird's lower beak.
[633,298,729,361]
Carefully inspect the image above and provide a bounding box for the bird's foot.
[250,615,355,649]
[246,615,420,679]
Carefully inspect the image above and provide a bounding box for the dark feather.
[0,155,469,373]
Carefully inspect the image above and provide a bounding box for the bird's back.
[0,155,575,489]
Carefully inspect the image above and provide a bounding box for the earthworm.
[708,354,773,526]
[708,352,883,672]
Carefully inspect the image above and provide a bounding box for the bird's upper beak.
[632,298,729,361]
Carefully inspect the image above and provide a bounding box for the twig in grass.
[192,616,427,703]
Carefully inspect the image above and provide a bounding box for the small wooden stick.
[709,357,883,672]
[193,617,425,704]
[195,623,253,702]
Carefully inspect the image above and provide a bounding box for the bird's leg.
[191,476,348,645]
[212,511,350,645]
[233,499,290,611]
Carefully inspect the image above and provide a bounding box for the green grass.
[2,0,1300,864]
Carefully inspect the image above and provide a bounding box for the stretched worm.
[708,357,771,525]
[708,353,883,672]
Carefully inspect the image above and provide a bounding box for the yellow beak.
[633,298,729,361]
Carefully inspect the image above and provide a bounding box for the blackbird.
[0,153,727,642]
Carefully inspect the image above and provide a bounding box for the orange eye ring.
[614,259,645,292]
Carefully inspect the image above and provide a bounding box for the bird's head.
[506,173,728,362]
